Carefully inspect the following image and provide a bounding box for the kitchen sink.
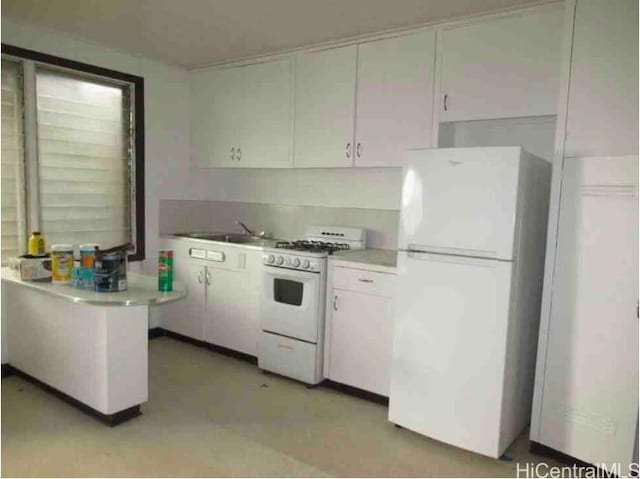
[173,232,269,244]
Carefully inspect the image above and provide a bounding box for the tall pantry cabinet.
[530,0,639,474]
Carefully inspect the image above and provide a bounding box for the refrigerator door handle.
[403,244,511,262]
[403,249,513,267]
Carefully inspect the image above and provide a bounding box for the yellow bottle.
[28,231,45,256]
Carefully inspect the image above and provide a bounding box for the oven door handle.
[264,266,319,279]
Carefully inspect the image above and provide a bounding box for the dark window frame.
[1,43,145,261]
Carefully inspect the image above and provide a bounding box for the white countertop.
[1,268,187,306]
[165,234,281,250]
[331,249,398,270]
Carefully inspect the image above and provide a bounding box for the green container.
[158,250,173,292]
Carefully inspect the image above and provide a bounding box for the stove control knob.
[292,258,300,268]
[308,262,316,271]
[276,256,284,265]
[302,259,310,269]
[267,254,275,264]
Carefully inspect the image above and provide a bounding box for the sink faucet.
[236,220,256,237]
[236,220,271,240]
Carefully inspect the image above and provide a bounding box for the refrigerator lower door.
[389,251,513,458]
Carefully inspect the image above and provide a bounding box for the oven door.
[262,266,321,343]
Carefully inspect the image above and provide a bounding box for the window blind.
[1,60,26,262]
[35,67,132,248]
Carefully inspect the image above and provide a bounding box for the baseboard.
[160,328,207,348]
[159,328,258,365]
[2,363,14,378]
[529,441,618,477]
[156,329,389,403]
[2,365,141,426]
[148,327,165,339]
[323,380,389,406]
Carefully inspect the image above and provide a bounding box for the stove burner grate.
[274,240,351,254]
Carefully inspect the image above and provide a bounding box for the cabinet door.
[294,45,357,168]
[538,156,638,472]
[328,289,393,396]
[189,67,243,167]
[439,5,563,122]
[563,0,638,157]
[355,31,435,167]
[205,252,261,356]
[163,262,206,340]
[239,59,293,168]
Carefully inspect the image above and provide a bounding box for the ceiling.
[3,0,547,69]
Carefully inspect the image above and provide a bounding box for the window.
[1,60,27,259]
[1,45,144,263]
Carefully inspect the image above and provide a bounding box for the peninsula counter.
[1,269,186,425]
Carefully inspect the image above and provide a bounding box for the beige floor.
[2,336,560,477]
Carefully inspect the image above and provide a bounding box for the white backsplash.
[159,200,399,250]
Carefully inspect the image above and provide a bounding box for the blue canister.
[72,265,95,290]
[94,250,127,292]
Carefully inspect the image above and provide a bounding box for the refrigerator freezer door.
[399,147,521,260]
[389,251,513,458]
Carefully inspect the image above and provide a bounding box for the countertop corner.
[330,248,398,270]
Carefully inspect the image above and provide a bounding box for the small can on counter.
[80,244,99,268]
[94,250,128,292]
[51,244,73,283]
[158,250,173,292]
[73,244,99,290]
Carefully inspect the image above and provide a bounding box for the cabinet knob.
[206,271,211,286]
[356,142,362,159]
[237,147,241,161]
[197,271,203,284]
[443,93,448,112]
[333,294,338,311]
[345,142,351,159]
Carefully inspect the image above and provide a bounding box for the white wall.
[190,167,403,210]
[439,116,556,163]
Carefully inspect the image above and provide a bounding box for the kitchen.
[1,0,638,477]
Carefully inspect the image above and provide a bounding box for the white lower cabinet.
[205,257,261,356]
[162,262,207,340]
[324,263,396,396]
[160,239,262,357]
[161,239,206,340]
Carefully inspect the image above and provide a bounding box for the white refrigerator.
[388,147,551,458]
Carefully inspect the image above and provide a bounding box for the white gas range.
[259,225,367,384]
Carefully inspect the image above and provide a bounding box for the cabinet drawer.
[333,266,395,297]
[258,332,320,384]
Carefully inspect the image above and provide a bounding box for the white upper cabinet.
[354,31,436,167]
[240,59,293,168]
[190,66,241,168]
[190,4,566,168]
[189,58,293,168]
[563,0,638,157]
[293,45,357,168]
[438,4,564,122]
